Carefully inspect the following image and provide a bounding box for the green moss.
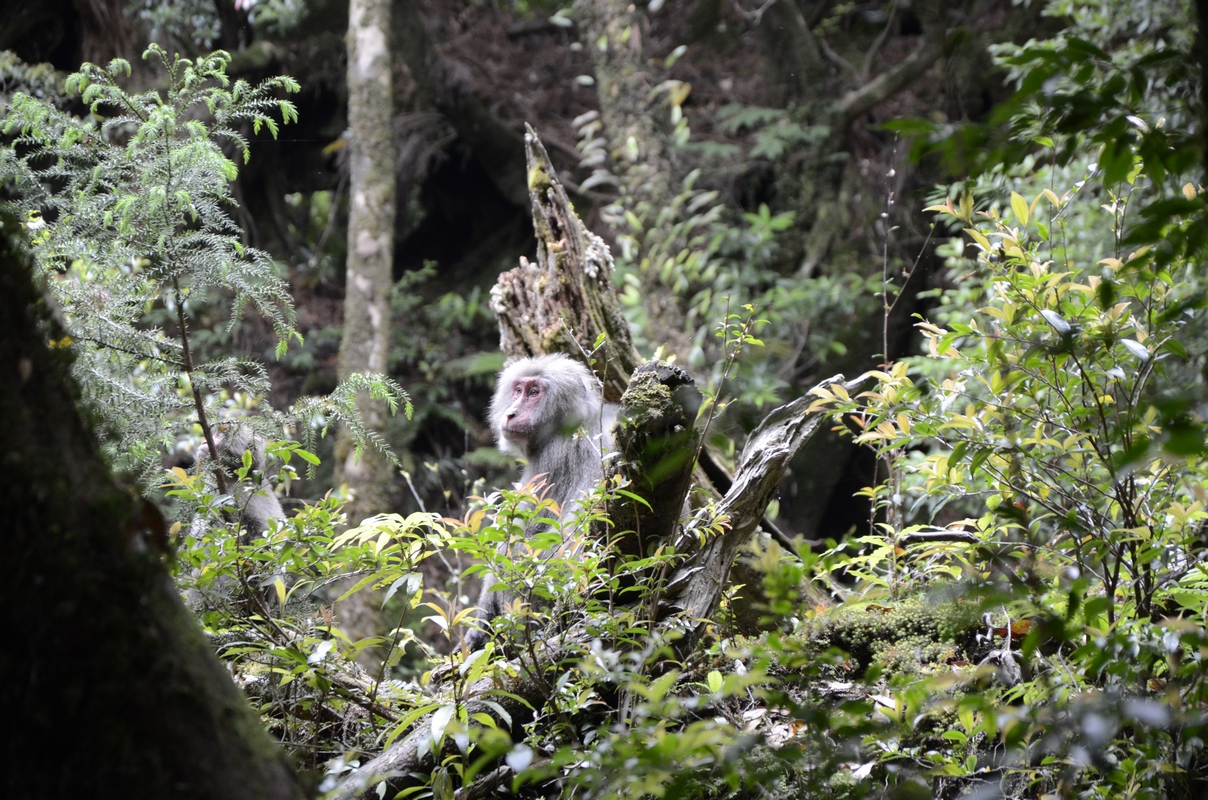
[794,597,981,677]
[528,164,552,194]
[872,635,959,677]
[617,372,674,423]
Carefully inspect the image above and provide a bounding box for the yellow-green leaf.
[965,228,992,252]
[1010,191,1029,226]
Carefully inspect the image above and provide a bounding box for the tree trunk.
[575,0,673,215]
[575,0,690,353]
[335,0,397,662]
[0,213,305,799]
[72,0,132,64]
[754,0,826,107]
[602,361,701,560]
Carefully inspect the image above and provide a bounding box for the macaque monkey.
[466,354,617,650]
[184,426,286,613]
[194,426,284,541]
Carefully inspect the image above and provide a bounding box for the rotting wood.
[490,124,639,400]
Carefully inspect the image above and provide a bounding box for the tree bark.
[602,361,701,559]
[575,0,691,352]
[666,374,862,654]
[491,125,641,399]
[754,0,827,107]
[335,0,397,660]
[72,0,132,64]
[574,0,673,213]
[0,213,305,798]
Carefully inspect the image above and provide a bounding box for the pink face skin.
[500,376,546,446]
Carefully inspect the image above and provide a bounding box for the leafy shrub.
[809,117,1208,793]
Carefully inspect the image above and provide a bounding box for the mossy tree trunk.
[0,214,305,799]
[575,0,674,214]
[574,0,689,353]
[334,0,397,659]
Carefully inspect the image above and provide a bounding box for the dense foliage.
[4,0,1208,798]
[0,47,405,482]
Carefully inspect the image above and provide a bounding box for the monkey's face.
[499,376,550,455]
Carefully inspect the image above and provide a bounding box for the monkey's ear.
[578,368,601,397]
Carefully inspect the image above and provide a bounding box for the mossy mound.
[793,597,983,677]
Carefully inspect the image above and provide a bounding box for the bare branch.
[834,30,957,125]
[667,373,870,653]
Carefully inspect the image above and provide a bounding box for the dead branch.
[489,124,639,400]
[665,373,869,655]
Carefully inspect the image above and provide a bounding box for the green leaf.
[480,700,513,729]
[294,448,320,465]
[1099,138,1135,187]
[1163,339,1189,359]
[1040,309,1071,334]
[1010,191,1029,226]
[948,440,968,471]
[879,117,936,136]
[334,572,380,602]
[1164,421,1204,457]
[623,209,643,233]
[1120,339,1149,361]
[430,704,455,747]
[942,729,968,745]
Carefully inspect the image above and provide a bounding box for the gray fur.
[184,427,287,613]
[466,354,616,649]
[195,427,284,541]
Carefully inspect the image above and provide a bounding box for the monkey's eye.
[528,386,540,397]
